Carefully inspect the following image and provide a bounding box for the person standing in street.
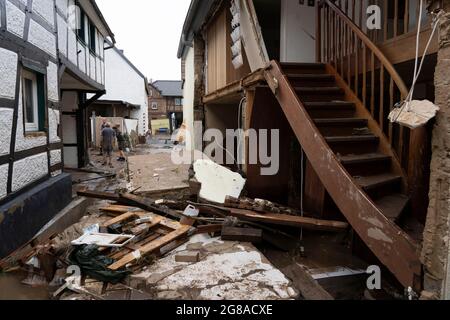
[101,122,115,168]
[113,125,126,162]
[99,118,108,156]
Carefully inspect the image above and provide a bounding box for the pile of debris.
[0,159,349,300]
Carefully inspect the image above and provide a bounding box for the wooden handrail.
[319,0,409,97]
[317,0,414,170]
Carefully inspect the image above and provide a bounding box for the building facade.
[90,43,149,136]
[148,80,183,134]
[0,0,114,259]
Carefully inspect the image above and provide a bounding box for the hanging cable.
[393,1,443,122]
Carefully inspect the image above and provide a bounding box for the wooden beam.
[228,209,349,232]
[109,225,191,270]
[221,226,263,243]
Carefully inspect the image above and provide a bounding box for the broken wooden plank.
[228,209,349,232]
[102,212,141,228]
[221,226,263,243]
[100,205,139,214]
[109,225,192,270]
[195,224,223,235]
[281,264,334,300]
[119,193,183,221]
[77,190,121,201]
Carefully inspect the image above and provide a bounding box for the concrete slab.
[133,235,299,300]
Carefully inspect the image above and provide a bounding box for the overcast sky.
[96,0,191,82]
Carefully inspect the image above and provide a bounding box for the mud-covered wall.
[421,2,450,300]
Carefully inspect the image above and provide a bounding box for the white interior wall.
[280,0,316,63]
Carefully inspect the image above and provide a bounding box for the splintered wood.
[99,204,192,271]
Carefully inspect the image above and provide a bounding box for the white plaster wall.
[0,164,8,200]
[89,53,95,80]
[15,81,47,152]
[56,0,68,17]
[6,0,26,38]
[78,44,86,73]
[183,46,196,152]
[50,149,62,167]
[0,48,18,99]
[47,62,59,102]
[96,57,101,83]
[32,0,55,27]
[48,107,61,143]
[12,152,49,193]
[280,0,316,63]
[28,19,57,58]
[101,48,149,135]
[0,108,13,156]
[57,15,68,57]
[68,29,77,64]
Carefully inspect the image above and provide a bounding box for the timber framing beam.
[202,69,265,104]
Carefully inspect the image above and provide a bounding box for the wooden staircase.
[264,61,422,291]
[284,62,409,223]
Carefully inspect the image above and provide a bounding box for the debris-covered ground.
[0,138,404,300]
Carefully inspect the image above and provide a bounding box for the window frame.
[151,102,158,110]
[22,69,40,132]
[88,20,97,54]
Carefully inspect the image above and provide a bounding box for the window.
[151,102,158,110]
[22,69,44,132]
[77,9,86,43]
[89,21,96,53]
[175,98,182,106]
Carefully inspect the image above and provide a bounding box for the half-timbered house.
[0,0,114,259]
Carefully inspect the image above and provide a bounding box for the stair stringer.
[264,60,421,290]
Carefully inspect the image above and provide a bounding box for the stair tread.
[375,194,410,221]
[281,62,326,68]
[295,86,343,92]
[287,74,335,79]
[326,135,379,142]
[305,101,354,106]
[338,153,392,165]
[354,173,402,190]
[315,118,368,125]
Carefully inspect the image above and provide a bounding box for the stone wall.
[421,0,450,299]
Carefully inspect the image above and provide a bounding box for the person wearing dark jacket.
[113,125,126,162]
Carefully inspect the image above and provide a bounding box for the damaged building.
[178,0,450,298]
[0,0,114,259]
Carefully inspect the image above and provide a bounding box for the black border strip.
[0,98,15,109]
[23,0,32,42]
[50,163,63,173]
[0,142,62,167]
[0,33,56,65]
[0,0,6,32]
[7,59,22,194]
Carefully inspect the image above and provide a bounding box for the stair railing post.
[316,1,322,63]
